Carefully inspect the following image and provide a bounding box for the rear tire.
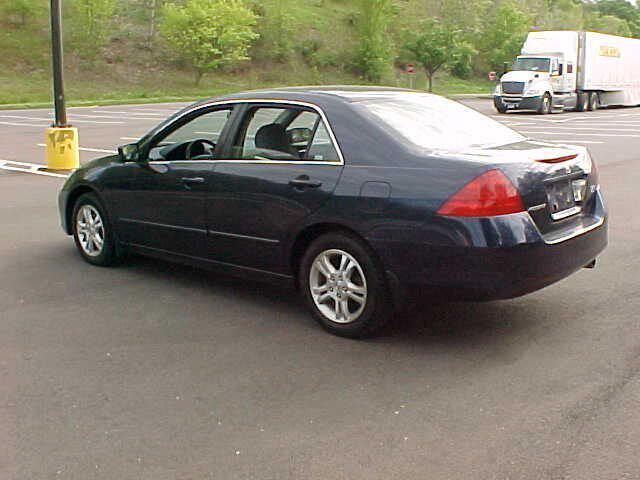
[588,92,599,111]
[299,232,391,338]
[72,193,120,267]
[577,92,589,112]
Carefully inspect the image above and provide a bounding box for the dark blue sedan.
[58,87,607,337]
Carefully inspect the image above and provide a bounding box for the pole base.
[45,126,79,170]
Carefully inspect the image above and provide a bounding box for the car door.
[117,105,236,258]
[206,102,344,274]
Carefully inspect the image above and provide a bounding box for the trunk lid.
[455,141,599,235]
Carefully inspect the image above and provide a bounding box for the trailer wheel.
[577,93,589,112]
[588,92,599,111]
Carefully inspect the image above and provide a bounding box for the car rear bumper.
[370,191,607,301]
[494,95,543,111]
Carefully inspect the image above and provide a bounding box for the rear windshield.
[355,94,525,151]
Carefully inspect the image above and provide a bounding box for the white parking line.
[120,136,140,141]
[126,112,165,116]
[546,140,604,144]
[36,143,117,154]
[520,131,640,138]
[0,114,124,125]
[0,159,69,178]
[91,110,129,114]
[0,121,49,128]
[516,125,640,132]
[69,113,160,121]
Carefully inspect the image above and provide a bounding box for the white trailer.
[493,30,640,114]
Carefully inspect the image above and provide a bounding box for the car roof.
[194,85,428,108]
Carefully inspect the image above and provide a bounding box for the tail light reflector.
[437,169,524,217]
[536,154,578,164]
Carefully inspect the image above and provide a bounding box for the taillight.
[437,169,525,217]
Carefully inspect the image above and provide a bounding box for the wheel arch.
[289,222,374,281]
[65,185,100,235]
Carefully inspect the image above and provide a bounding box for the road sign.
[406,64,415,74]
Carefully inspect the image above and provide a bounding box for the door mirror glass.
[118,143,139,162]
[287,127,313,145]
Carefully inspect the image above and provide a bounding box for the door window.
[230,106,340,162]
[149,108,232,161]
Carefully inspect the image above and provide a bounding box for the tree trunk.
[194,70,203,86]
[427,71,433,92]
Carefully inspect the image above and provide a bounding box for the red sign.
[406,63,415,74]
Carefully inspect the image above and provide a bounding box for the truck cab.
[494,54,581,114]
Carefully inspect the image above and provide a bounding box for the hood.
[501,70,548,83]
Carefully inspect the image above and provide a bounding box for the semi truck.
[493,30,640,114]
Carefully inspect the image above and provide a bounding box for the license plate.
[546,180,576,217]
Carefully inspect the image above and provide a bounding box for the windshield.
[355,93,525,150]
[512,57,550,72]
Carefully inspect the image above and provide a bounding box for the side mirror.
[118,143,139,162]
[287,127,313,145]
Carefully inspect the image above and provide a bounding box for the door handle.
[181,177,205,185]
[289,176,322,189]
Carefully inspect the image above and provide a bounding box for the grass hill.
[0,0,493,107]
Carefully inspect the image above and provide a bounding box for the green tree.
[355,0,394,82]
[69,0,116,63]
[0,0,40,26]
[402,18,471,92]
[591,0,640,36]
[478,1,532,72]
[585,11,632,36]
[160,0,259,85]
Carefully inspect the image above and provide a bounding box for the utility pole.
[50,0,67,127]
[45,0,79,170]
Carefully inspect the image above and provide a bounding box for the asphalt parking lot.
[1,98,639,479]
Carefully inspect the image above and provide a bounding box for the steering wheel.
[185,139,216,160]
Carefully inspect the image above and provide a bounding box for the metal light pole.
[45,0,78,170]
[50,0,67,127]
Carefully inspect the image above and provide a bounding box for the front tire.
[299,232,391,338]
[538,93,552,114]
[72,193,120,266]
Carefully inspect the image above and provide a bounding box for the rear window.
[355,93,525,151]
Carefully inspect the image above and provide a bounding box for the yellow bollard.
[45,126,79,170]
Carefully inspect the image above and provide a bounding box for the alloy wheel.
[76,204,105,257]
[309,249,367,324]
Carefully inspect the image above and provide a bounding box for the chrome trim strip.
[528,203,547,213]
[144,98,345,166]
[207,229,280,244]
[147,159,341,166]
[543,216,605,245]
[550,205,581,221]
[119,217,207,234]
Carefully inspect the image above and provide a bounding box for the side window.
[567,62,574,74]
[230,105,340,162]
[149,108,232,161]
[307,121,340,162]
[161,109,231,146]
